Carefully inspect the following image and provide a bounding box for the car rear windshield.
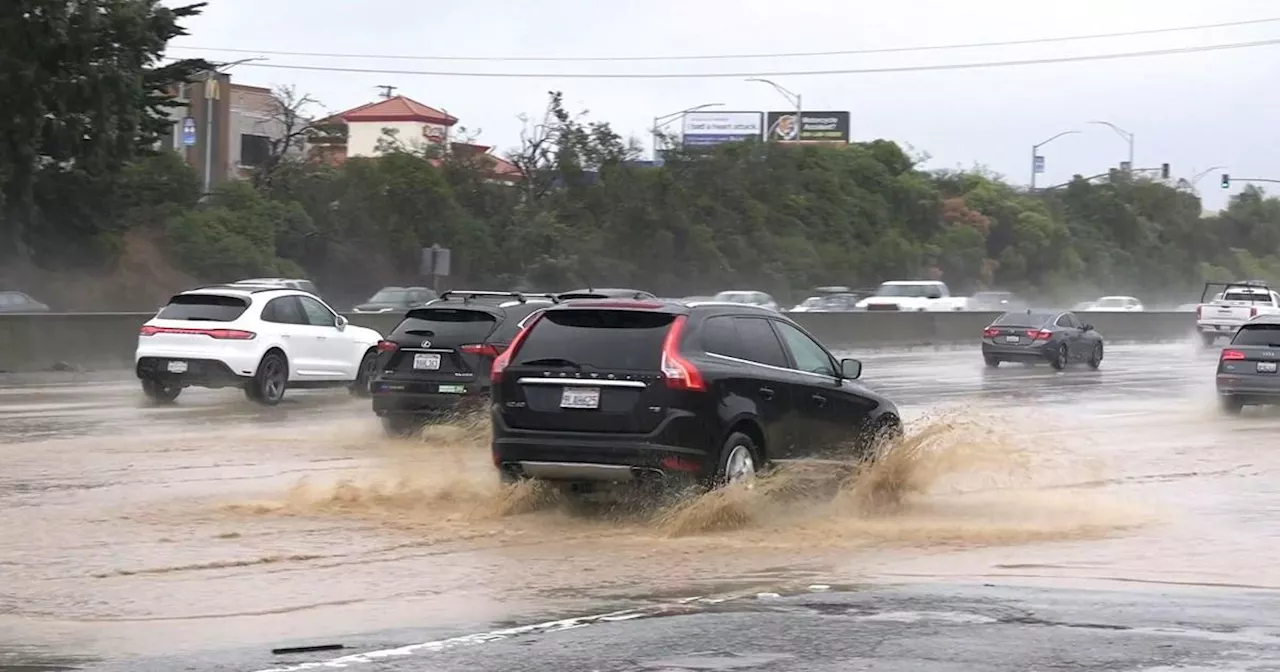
[1222,291,1271,303]
[1232,325,1280,346]
[157,294,249,322]
[992,311,1053,327]
[514,309,675,370]
[395,308,498,342]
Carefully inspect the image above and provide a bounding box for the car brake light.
[1196,305,1203,319]
[1026,329,1052,340]
[491,312,543,383]
[1250,306,1259,318]
[1222,349,1246,360]
[983,327,1000,338]
[461,343,500,358]
[661,315,706,392]
[138,325,255,339]
[376,340,399,353]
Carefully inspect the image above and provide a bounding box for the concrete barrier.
[0,310,1198,373]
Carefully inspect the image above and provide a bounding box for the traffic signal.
[1221,173,1231,189]
[1161,163,1170,179]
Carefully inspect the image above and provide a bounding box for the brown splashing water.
[224,409,1152,549]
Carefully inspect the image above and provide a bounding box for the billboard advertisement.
[765,111,850,143]
[681,111,764,147]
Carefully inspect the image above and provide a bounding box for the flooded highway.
[3,342,1279,669]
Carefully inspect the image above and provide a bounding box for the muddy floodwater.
[2,343,1278,662]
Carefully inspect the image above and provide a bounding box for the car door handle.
[811,394,829,407]
[758,387,775,400]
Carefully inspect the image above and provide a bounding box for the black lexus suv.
[371,291,555,435]
[489,298,902,492]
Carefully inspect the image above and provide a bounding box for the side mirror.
[840,358,862,380]
[1082,324,1093,332]
[335,314,348,331]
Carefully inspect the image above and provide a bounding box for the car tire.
[1087,342,1103,370]
[710,431,761,488]
[141,379,181,404]
[1050,344,1069,371]
[248,352,288,406]
[857,415,903,459]
[350,348,377,398]
[1219,396,1244,415]
[380,414,420,437]
[984,355,1000,368]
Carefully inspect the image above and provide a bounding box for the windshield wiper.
[518,357,582,369]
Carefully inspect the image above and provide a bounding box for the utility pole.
[376,85,398,100]
[1030,130,1080,192]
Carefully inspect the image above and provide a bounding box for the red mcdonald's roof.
[320,95,458,126]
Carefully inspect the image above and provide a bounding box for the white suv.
[135,285,383,405]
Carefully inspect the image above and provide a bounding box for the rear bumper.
[1198,323,1243,333]
[491,410,711,483]
[981,342,1053,361]
[371,378,487,415]
[1216,373,1280,400]
[135,356,249,388]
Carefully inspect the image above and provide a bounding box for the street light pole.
[201,57,265,196]
[1088,120,1135,172]
[1030,130,1080,191]
[746,78,802,141]
[1190,166,1227,187]
[651,103,723,159]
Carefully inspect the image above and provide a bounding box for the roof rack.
[437,290,561,304]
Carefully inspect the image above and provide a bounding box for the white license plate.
[438,384,465,394]
[560,387,601,409]
[1004,335,1020,343]
[413,353,441,370]
[1258,362,1278,373]
[166,360,188,374]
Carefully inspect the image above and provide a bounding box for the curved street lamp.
[652,102,723,157]
[1089,120,1135,172]
[1030,130,1080,191]
[746,78,802,141]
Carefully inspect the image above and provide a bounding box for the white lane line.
[249,594,742,672]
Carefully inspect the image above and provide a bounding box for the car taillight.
[491,313,543,383]
[1196,305,1203,319]
[376,340,399,353]
[661,315,706,392]
[983,328,1000,338]
[138,325,255,339]
[1027,329,1052,340]
[461,343,500,358]
[1222,349,1246,360]
[1250,306,1259,318]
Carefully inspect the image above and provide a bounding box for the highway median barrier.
[0,310,1197,374]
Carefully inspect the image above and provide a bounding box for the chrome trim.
[705,352,838,381]
[516,461,641,482]
[516,377,647,388]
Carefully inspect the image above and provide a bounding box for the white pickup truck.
[1196,281,1280,347]
[855,280,968,312]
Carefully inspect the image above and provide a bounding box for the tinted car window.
[1232,325,1280,346]
[515,309,674,370]
[262,296,307,325]
[736,318,789,368]
[157,294,249,322]
[1222,291,1272,303]
[490,304,551,343]
[298,296,336,327]
[395,308,498,343]
[993,311,1054,327]
[773,321,837,377]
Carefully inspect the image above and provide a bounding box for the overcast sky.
[168,0,1280,212]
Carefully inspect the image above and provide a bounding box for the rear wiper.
[518,357,582,369]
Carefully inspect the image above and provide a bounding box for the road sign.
[1033,156,1045,174]
[420,245,451,277]
[181,117,197,147]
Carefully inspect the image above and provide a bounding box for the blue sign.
[181,117,197,147]
[1033,155,1046,174]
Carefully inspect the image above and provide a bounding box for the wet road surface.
[2,342,1279,670]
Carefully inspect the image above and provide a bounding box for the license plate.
[413,353,441,370]
[438,384,465,394]
[1258,362,1278,373]
[166,360,188,374]
[1004,335,1020,343]
[560,387,601,409]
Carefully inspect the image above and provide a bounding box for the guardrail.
[0,310,1198,373]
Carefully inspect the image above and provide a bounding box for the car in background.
[352,286,438,313]
[231,277,322,299]
[560,288,658,300]
[1215,315,1280,414]
[489,298,902,495]
[712,290,780,311]
[1088,296,1144,312]
[370,291,556,435]
[1195,281,1280,348]
[981,309,1104,371]
[855,281,968,312]
[968,291,1026,312]
[0,290,50,313]
[135,284,382,405]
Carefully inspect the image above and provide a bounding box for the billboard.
[681,111,763,147]
[765,111,850,143]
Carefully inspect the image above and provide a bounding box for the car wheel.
[1219,396,1244,415]
[984,355,1000,368]
[350,348,377,398]
[141,379,181,404]
[857,415,903,459]
[250,352,288,406]
[1088,342,1104,370]
[380,414,421,437]
[711,431,760,488]
[1050,344,1068,371]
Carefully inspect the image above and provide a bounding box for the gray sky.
[168,0,1280,211]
